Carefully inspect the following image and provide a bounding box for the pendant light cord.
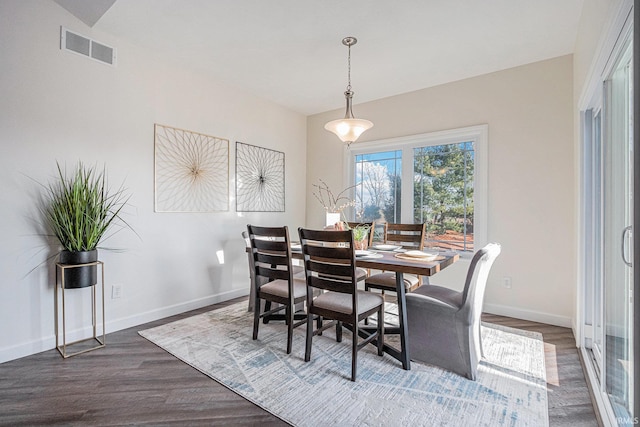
[347,42,352,92]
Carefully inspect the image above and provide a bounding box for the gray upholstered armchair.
[405,243,501,380]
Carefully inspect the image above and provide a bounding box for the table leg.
[395,271,411,370]
[357,271,411,370]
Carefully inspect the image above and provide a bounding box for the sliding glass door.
[583,17,636,425]
[602,39,634,423]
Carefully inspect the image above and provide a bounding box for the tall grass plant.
[44,162,132,252]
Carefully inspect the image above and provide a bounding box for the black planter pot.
[59,250,98,289]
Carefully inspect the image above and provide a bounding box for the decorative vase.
[354,239,368,250]
[59,250,98,289]
[325,212,341,228]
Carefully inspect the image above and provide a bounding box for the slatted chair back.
[298,227,384,381]
[247,225,294,285]
[298,228,357,303]
[384,223,426,250]
[247,224,306,354]
[347,221,375,247]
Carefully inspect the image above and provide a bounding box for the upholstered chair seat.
[363,272,420,290]
[313,290,383,315]
[259,278,307,299]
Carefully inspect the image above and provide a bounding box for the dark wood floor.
[0,298,599,426]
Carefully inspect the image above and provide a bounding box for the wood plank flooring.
[0,298,598,426]
[482,313,600,427]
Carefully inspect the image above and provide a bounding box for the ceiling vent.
[60,27,116,66]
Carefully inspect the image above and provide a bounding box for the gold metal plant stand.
[54,260,106,358]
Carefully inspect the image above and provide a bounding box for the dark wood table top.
[352,250,459,276]
[289,247,459,276]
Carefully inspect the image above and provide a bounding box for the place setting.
[355,249,383,259]
[393,249,443,262]
[370,243,403,252]
[369,244,444,262]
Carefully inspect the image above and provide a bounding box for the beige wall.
[307,55,575,326]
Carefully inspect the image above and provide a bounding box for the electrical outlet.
[112,284,123,299]
[502,277,512,289]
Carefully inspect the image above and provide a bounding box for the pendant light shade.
[325,37,373,146]
[324,117,374,144]
[324,90,373,144]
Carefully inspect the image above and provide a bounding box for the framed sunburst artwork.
[235,142,285,212]
[154,124,229,212]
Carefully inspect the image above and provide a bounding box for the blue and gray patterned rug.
[139,302,548,426]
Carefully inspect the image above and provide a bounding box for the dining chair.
[298,228,384,381]
[405,243,501,380]
[364,222,427,294]
[247,225,307,354]
[243,230,304,312]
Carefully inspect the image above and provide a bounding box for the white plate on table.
[403,250,439,258]
[394,250,440,261]
[372,244,401,251]
[290,243,301,251]
[355,250,375,257]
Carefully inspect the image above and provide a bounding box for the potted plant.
[42,161,133,288]
[349,223,371,250]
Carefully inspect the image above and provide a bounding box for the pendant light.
[324,37,373,146]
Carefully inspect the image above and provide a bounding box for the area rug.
[139,302,548,426]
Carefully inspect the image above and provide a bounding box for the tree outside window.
[414,142,474,251]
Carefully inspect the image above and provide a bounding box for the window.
[354,150,402,224]
[346,125,487,254]
[414,142,474,251]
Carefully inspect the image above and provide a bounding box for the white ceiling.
[72,0,584,115]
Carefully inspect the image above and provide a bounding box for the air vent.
[60,27,116,66]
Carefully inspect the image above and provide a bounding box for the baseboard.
[483,303,573,328]
[0,288,249,364]
[0,336,58,365]
[105,288,248,334]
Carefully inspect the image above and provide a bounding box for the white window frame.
[344,124,488,258]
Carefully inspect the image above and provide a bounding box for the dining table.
[335,247,459,370]
[246,242,459,371]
